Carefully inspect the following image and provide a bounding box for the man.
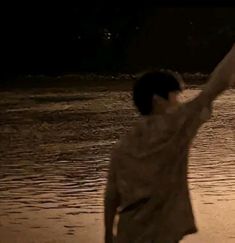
[104,44,235,243]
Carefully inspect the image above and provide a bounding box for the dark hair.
[133,70,182,116]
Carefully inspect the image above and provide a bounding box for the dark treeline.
[1,3,235,79]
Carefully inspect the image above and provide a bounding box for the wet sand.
[0,84,234,243]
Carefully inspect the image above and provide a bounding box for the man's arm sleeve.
[104,160,120,243]
[179,44,235,140]
[187,44,235,110]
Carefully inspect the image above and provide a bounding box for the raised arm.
[175,44,235,144]
[192,44,235,107]
[104,160,120,243]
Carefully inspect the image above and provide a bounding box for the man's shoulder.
[110,121,144,159]
[111,116,169,159]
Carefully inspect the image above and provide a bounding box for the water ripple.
[0,88,234,243]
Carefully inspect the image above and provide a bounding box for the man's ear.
[153,94,166,105]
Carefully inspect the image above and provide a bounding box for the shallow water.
[0,87,234,243]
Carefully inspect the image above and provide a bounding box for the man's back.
[112,104,209,242]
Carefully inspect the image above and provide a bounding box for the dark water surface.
[0,87,234,243]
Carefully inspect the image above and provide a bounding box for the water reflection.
[0,88,234,242]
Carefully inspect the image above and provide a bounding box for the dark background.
[1,2,235,80]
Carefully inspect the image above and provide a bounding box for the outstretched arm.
[190,44,235,108]
[104,162,120,243]
[172,44,235,150]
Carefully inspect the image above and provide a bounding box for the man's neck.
[152,104,180,115]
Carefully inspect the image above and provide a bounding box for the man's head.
[133,70,184,116]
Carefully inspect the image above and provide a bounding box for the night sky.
[1,2,235,79]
